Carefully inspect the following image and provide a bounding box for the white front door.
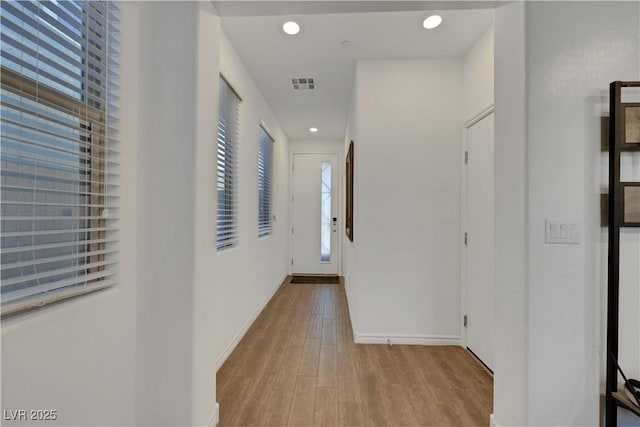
[292,153,339,275]
[466,112,495,371]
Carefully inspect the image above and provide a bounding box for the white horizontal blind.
[1,0,120,315]
[258,125,273,238]
[217,76,239,250]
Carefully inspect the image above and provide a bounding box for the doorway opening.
[461,106,495,373]
[291,152,341,276]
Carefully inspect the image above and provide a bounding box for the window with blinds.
[1,0,120,315]
[258,125,273,238]
[217,76,240,250]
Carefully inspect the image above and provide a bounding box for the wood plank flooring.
[217,280,493,426]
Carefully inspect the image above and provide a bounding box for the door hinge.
[464,232,468,246]
[464,150,469,164]
[291,227,294,235]
[464,315,468,327]
[291,258,294,266]
[292,194,294,202]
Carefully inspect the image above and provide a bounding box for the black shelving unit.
[606,80,640,427]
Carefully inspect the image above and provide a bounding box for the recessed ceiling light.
[422,14,443,30]
[309,127,318,133]
[282,21,300,35]
[340,40,352,48]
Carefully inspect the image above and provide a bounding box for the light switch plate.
[545,219,580,244]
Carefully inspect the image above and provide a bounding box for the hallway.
[216,280,493,426]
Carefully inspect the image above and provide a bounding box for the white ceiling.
[214,1,497,17]
[218,4,494,141]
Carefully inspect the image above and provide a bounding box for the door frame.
[460,105,494,347]
[289,150,343,276]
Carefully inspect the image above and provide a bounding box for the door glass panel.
[320,161,332,262]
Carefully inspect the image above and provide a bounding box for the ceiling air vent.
[291,77,315,90]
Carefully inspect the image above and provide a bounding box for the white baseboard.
[489,413,500,427]
[215,274,288,370]
[354,333,461,346]
[207,402,220,427]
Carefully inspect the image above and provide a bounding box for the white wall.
[463,24,495,122]
[214,32,291,369]
[345,59,464,344]
[135,2,199,423]
[526,2,639,425]
[190,3,222,423]
[493,3,529,426]
[290,140,343,154]
[0,270,137,426]
[343,80,359,334]
[494,2,640,426]
[134,3,221,425]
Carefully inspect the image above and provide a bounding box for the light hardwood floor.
[217,279,493,426]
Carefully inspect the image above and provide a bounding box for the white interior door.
[466,112,495,371]
[292,153,339,275]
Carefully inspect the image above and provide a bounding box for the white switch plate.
[545,219,580,244]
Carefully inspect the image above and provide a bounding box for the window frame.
[0,1,119,317]
[257,124,274,238]
[216,75,241,251]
